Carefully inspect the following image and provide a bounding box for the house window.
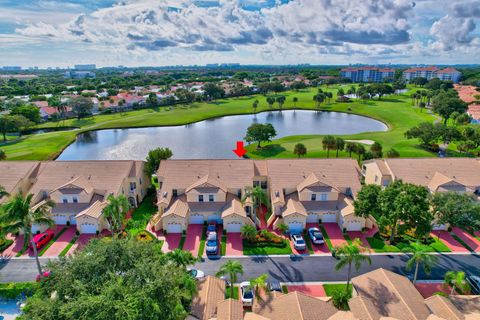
[261,181,268,189]
[139,178,142,185]
[62,197,68,204]
[72,196,78,203]
[198,195,204,202]
[209,194,214,202]
[130,182,136,191]
[374,175,378,183]
[172,189,178,197]
[320,194,328,201]
[253,181,260,187]
[246,206,251,214]
[311,193,317,201]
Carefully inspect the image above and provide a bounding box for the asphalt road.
[2,254,479,283]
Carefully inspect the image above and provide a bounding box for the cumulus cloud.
[16,0,415,54]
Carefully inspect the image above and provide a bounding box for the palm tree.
[334,239,371,293]
[444,271,470,296]
[313,93,325,108]
[335,138,345,158]
[403,246,438,283]
[252,99,259,112]
[275,223,289,236]
[242,186,269,221]
[345,142,357,158]
[166,249,197,267]
[217,260,244,297]
[355,144,366,161]
[240,225,257,242]
[292,97,298,108]
[0,193,55,278]
[248,274,269,299]
[103,194,131,238]
[322,135,336,158]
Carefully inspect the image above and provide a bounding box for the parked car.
[466,275,480,294]
[187,268,205,279]
[308,227,324,245]
[291,234,306,251]
[240,281,254,306]
[205,232,218,255]
[206,222,217,235]
[36,271,51,282]
[268,280,282,292]
[29,230,55,250]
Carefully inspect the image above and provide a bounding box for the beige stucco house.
[2,160,149,234]
[151,159,371,233]
[362,158,480,230]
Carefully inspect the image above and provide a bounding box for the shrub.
[135,230,155,242]
[0,238,14,253]
[0,282,37,299]
[331,289,352,310]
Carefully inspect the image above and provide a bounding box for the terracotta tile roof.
[297,173,338,193]
[436,68,460,74]
[216,298,244,320]
[186,174,228,193]
[253,291,338,320]
[424,295,464,320]
[350,268,431,320]
[190,276,225,320]
[282,198,308,217]
[244,313,272,320]
[0,161,39,196]
[162,199,190,218]
[448,296,480,316]
[404,67,439,73]
[76,200,107,219]
[327,311,359,320]
[340,197,355,217]
[221,198,247,218]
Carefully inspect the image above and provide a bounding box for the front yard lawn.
[323,284,353,296]
[126,194,157,236]
[319,226,334,251]
[367,234,451,253]
[303,231,314,254]
[59,234,79,257]
[242,239,292,255]
[197,225,207,258]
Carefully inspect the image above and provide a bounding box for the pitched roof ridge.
[357,296,375,320]
[426,295,462,320]
[380,268,418,320]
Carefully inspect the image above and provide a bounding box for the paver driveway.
[431,231,469,253]
[24,225,65,257]
[415,283,450,298]
[452,227,480,252]
[163,234,182,252]
[183,225,203,255]
[306,223,329,254]
[226,233,243,256]
[288,284,326,297]
[322,223,348,248]
[67,234,96,255]
[43,226,76,257]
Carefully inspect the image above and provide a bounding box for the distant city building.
[2,66,22,71]
[340,66,395,83]
[64,71,96,79]
[402,67,461,83]
[74,64,96,70]
[206,63,219,67]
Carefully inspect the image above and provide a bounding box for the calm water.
[57,110,387,160]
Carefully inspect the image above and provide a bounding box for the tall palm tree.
[248,273,269,299]
[240,225,257,242]
[322,135,336,158]
[103,194,131,238]
[334,239,371,293]
[216,260,244,297]
[292,97,298,108]
[242,186,269,221]
[444,271,470,296]
[0,193,55,277]
[403,246,438,283]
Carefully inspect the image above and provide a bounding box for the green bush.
[0,238,14,253]
[330,289,352,311]
[0,282,37,299]
[135,230,155,242]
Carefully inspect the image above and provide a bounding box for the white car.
[240,281,254,306]
[186,267,205,279]
[291,234,306,251]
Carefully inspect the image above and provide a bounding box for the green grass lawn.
[59,234,78,257]
[303,231,314,254]
[178,235,186,250]
[367,234,451,253]
[221,235,227,256]
[1,85,436,160]
[323,284,353,296]
[319,225,334,251]
[197,225,207,258]
[126,194,157,236]
[242,239,292,255]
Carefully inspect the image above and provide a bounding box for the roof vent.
[163,191,168,198]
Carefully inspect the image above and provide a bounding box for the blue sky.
[0,0,479,68]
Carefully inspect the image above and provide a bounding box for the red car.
[29,230,54,250]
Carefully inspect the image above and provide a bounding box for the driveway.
[414,283,450,298]
[306,223,329,254]
[431,231,469,253]
[348,226,377,251]
[25,226,65,257]
[452,227,480,252]
[163,234,182,252]
[183,225,203,255]
[43,226,77,257]
[1,234,25,258]
[287,284,326,297]
[225,233,243,256]
[322,223,348,248]
[67,234,96,255]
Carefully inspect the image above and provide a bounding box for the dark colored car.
[466,275,480,294]
[268,280,282,292]
[206,222,217,235]
[30,230,55,250]
[308,227,324,245]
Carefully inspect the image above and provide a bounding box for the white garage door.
[347,220,362,231]
[80,223,97,234]
[226,222,242,233]
[189,214,204,224]
[166,223,182,233]
[432,224,446,231]
[306,214,318,223]
[322,213,337,223]
[288,221,303,234]
[207,214,222,223]
[70,216,77,225]
[53,215,68,225]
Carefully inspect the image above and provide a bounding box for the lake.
[56,110,387,160]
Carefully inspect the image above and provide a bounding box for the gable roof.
[52,175,95,195]
[222,198,247,218]
[0,161,39,196]
[163,199,190,218]
[297,173,338,193]
[190,276,225,320]
[216,298,244,320]
[282,198,308,217]
[425,295,464,320]
[186,174,227,193]
[350,268,431,320]
[76,200,107,219]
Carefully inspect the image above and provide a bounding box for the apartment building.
[340,66,395,83]
[402,67,462,83]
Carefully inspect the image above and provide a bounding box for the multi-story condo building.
[151,159,375,234]
[402,67,462,83]
[340,66,395,83]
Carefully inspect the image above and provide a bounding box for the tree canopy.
[144,147,173,176]
[244,123,277,148]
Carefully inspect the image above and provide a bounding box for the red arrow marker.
[233,141,247,158]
